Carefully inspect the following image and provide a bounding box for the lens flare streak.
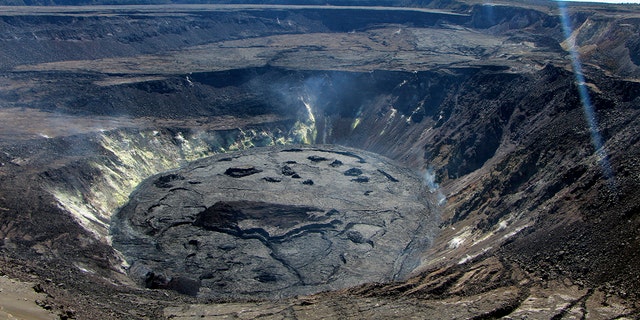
[558,3,615,189]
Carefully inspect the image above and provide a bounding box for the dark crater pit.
[224,166,263,178]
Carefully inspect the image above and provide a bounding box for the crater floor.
[111,145,437,299]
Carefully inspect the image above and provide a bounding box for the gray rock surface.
[112,145,436,299]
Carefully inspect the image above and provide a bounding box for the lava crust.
[111,145,436,299]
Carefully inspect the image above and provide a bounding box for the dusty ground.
[0,275,57,320]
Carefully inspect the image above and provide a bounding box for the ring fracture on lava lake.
[111,145,437,298]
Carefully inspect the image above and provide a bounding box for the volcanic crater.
[0,2,639,319]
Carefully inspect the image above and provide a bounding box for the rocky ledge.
[111,145,437,299]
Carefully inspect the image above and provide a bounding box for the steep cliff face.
[0,2,639,319]
[0,9,302,70]
[0,5,466,71]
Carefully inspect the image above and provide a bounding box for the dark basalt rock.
[145,272,171,290]
[167,277,201,297]
[224,166,263,178]
[138,266,200,296]
[330,160,344,167]
[346,230,369,245]
[307,155,329,163]
[256,272,279,283]
[326,209,340,216]
[351,176,370,183]
[154,174,185,188]
[193,201,241,230]
[344,168,363,176]
[282,165,296,176]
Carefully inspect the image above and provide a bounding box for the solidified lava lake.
[111,145,439,298]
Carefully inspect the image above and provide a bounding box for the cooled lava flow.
[111,145,438,298]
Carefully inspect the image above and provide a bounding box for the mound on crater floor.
[112,145,437,298]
